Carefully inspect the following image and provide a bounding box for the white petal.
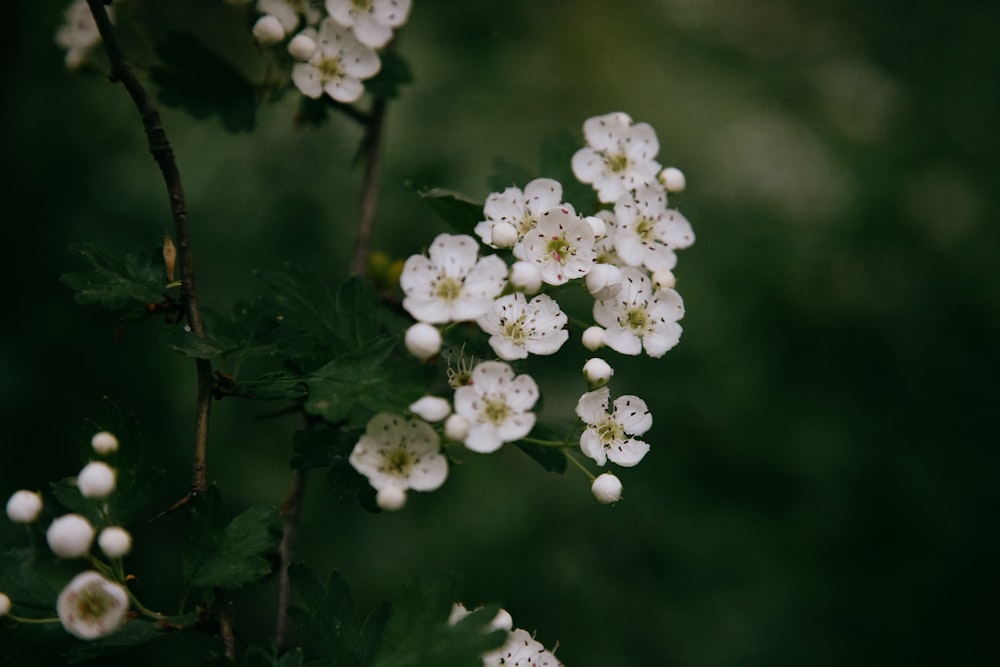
[603,327,643,355]
[291,63,323,98]
[407,453,448,491]
[607,437,650,467]
[372,0,411,27]
[612,395,652,435]
[579,428,608,466]
[324,76,364,103]
[352,14,393,47]
[575,387,610,424]
[464,425,504,453]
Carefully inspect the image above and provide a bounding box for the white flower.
[591,472,623,504]
[572,112,662,203]
[91,431,118,455]
[453,361,539,453]
[520,208,597,285]
[612,187,694,271]
[593,267,684,358]
[57,571,129,640]
[593,210,624,266]
[483,628,564,667]
[287,30,317,60]
[77,461,116,499]
[291,18,381,103]
[404,322,442,360]
[0,592,10,616]
[400,233,507,324]
[252,14,286,45]
[98,527,132,558]
[6,490,43,524]
[582,358,613,386]
[575,387,652,467]
[257,0,315,32]
[443,414,469,441]
[509,261,543,295]
[47,514,95,559]
[55,0,111,71]
[660,166,687,192]
[477,293,569,360]
[408,395,451,422]
[326,0,411,49]
[349,413,449,497]
[581,325,606,351]
[585,262,623,300]
[474,178,566,258]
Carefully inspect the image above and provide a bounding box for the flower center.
[634,217,656,243]
[434,276,463,302]
[383,448,413,476]
[483,398,511,425]
[624,307,649,333]
[501,315,529,342]
[596,417,625,445]
[515,214,536,235]
[77,588,113,619]
[351,0,373,9]
[318,56,343,79]
[546,237,570,264]
[607,152,629,173]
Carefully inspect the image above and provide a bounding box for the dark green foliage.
[364,52,414,100]
[287,564,364,666]
[183,486,282,590]
[150,32,257,133]
[60,243,168,310]
[408,183,484,233]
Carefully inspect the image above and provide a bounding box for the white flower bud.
[585,263,623,300]
[287,32,316,60]
[582,326,606,351]
[77,461,116,499]
[585,214,607,238]
[591,472,623,504]
[489,221,518,248]
[6,490,43,524]
[0,592,11,616]
[409,396,451,422]
[404,322,442,360]
[444,414,469,441]
[376,486,407,511]
[57,571,129,640]
[91,431,119,455]
[47,514,95,558]
[652,268,676,290]
[98,527,132,558]
[252,14,286,46]
[583,358,614,386]
[509,261,542,295]
[659,166,686,193]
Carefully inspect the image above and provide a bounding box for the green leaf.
[150,32,257,133]
[0,548,58,611]
[303,337,396,423]
[245,641,305,667]
[513,441,568,474]
[369,575,506,667]
[287,564,362,665]
[59,243,167,310]
[334,277,385,348]
[64,614,195,664]
[408,183,484,232]
[291,427,361,470]
[184,486,282,590]
[162,302,279,368]
[365,51,414,99]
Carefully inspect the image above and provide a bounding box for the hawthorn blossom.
[453,361,539,453]
[55,0,111,70]
[349,413,448,503]
[327,0,411,48]
[98,527,132,558]
[477,293,569,360]
[47,514,95,559]
[400,234,507,323]
[519,208,597,285]
[572,112,662,203]
[6,490,43,524]
[483,628,564,667]
[592,472,623,504]
[291,18,381,103]
[57,571,129,640]
[256,0,322,33]
[474,178,566,258]
[77,461,116,499]
[575,387,652,467]
[612,187,695,271]
[593,267,684,358]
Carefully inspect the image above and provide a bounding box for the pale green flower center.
[634,217,656,243]
[318,56,342,79]
[607,152,629,173]
[78,588,114,619]
[624,307,648,333]
[435,276,463,302]
[383,448,413,476]
[546,237,570,263]
[351,0,373,9]
[502,315,529,342]
[596,417,625,444]
[484,398,511,425]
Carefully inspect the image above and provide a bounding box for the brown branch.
[349,94,388,277]
[85,0,213,497]
[274,469,306,653]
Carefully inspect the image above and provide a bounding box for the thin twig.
[85,0,213,497]
[350,94,388,277]
[274,468,306,653]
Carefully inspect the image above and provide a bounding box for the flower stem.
[564,449,596,481]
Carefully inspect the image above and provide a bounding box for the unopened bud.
[6,490,43,524]
[490,221,518,248]
[509,261,542,295]
[404,323,442,360]
[582,326,606,351]
[409,396,451,422]
[47,514,95,558]
[376,486,407,511]
[444,414,469,441]
[591,472,623,504]
[98,527,132,558]
[252,15,286,45]
[583,358,613,386]
[287,32,316,60]
[586,263,622,300]
[77,461,116,499]
[91,431,119,455]
[659,166,686,193]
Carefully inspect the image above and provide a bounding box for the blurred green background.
[2,1,998,665]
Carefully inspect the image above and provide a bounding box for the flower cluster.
[55,0,113,70]
[2,430,134,640]
[449,603,564,667]
[249,0,410,102]
[351,113,694,507]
